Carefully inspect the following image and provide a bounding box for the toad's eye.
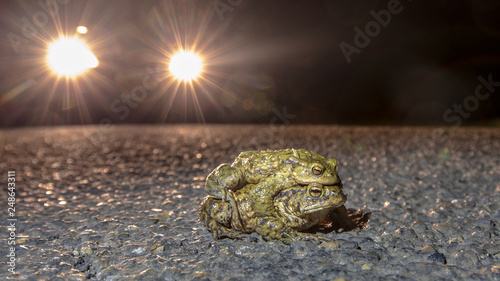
[308,186,323,198]
[312,166,323,175]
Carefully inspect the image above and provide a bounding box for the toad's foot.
[255,216,334,244]
[206,218,249,240]
[290,232,334,244]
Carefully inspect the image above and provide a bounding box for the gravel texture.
[0,125,499,281]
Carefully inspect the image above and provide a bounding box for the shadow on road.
[311,208,371,234]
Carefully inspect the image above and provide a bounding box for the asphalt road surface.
[0,125,499,280]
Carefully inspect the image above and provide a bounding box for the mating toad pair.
[199,149,353,244]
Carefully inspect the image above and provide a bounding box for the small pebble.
[131,247,147,255]
[320,241,341,250]
[80,246,93,255]
[428,253,447,264]
[361,263,373,270]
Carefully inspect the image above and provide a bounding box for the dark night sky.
[0,0,499,126]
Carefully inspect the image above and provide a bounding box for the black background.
[1,0,499,126]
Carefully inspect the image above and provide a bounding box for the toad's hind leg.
[205,164,245,201]
[199,196,247,240]
[205,164,246,230]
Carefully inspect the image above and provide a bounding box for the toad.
[200,182,347,243]
[204,149,341,229]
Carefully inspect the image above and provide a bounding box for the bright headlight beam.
[169,51,203,82]
[47,37,98,77]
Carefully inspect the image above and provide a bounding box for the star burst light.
[141,1,251,123]
[169,50,203,82]
[47,37,98,77]
[0,1,116,126]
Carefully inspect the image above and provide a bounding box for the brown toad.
[199,182,347,244]
[204,149,341,229]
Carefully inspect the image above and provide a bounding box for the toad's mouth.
[296,177,341,185]
[300,200,346,214]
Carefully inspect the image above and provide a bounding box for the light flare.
[169,50,203,82]
[76,26,88,34]
[47,37,98,77]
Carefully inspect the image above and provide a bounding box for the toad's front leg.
[330,205,356,230]
[248,176,292,216]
